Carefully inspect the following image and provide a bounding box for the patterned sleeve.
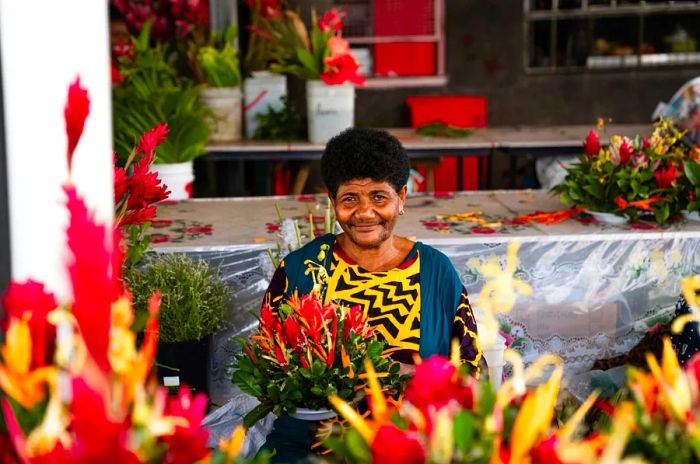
[262,261,288,311]
[452,287,482,369]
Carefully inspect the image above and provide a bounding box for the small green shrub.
[124,254,231,342]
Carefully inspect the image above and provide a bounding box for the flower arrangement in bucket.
[0,76,267,464]
[551,119,700,224]
[264,8,366,143]
[231,288,405,427]
[192,25,244,143]
[112,20,210,200]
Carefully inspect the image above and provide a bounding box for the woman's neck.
[336,234,413,272]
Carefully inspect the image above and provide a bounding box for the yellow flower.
[25,380,71,457]
[0,316,56,408]
[682,275,700,311]
[645,338,691,421]
[475,241,532,344]
[219,425,246,462]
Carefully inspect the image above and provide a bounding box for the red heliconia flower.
[318,8,345,33]
[2,280,58,368]
[619,140,633,165]
[136,123,169,157]
[161,386,210,464]
[326,312,338,368]
[259,303,280,336]
[114,166,129,205]
[69,378,141,463]
[405,356,474,422]
[654,163,677,189]
[64,76,90,173]
[615,196,629,210]
[343,304,372,340]
[321,53,366,86]
[583,129,601,157]
[118,205,158,226]
[691,190,697,201]
[65,186,115,372]
[283,316,305,349]
[370,425,426,464]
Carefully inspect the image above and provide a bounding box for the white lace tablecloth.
[149,190,700,404]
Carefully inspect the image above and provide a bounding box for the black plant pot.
[156,336,211,396]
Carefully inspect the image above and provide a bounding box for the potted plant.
[552,120,692,224]
[112,20,210,200]
[242,0,289,139]
[124,253,231,396]
[193,25,244,142]
[267,8,365,143]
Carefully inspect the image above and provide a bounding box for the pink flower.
[161,386,210,464]
[327,36,349,58]
[619,140,633,166]
[583,130,601,157]
[64,76,90,172]
[318,8,345,33]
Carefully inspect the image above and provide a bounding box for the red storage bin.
[374,42,436,77]
[373,0,434,36]
[407,95,488,192]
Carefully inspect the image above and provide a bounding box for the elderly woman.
[262,127,482,369]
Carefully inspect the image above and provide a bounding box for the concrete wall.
[345,0,699,128]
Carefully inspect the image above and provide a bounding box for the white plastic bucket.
[243,71,287,139]
[151,161,194,200]
[306,80,355,144]
[482,333,507,389]
[200,86,242,143]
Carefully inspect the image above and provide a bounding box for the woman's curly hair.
[321,127,410,197]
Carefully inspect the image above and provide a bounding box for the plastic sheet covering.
[150,191,700,404]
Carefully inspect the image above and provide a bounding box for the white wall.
[0,0,114,300]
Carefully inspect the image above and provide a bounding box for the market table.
[201,124,650,194]
[149,189,700,404]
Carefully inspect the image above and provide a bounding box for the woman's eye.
[372,195,387,202]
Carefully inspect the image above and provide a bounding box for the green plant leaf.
[232,370,264,397]
[243,401,275,428]
[454,410,475,452]
[684,160,700,187]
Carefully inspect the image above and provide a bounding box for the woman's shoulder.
[282,233,336,267]
[415,241,452,266]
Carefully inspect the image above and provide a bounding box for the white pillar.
[0,0,114,301]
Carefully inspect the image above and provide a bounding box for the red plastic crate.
[407,95,488,192]
[373,42,435,77]
[373,0,434,36]
[406,95,488,128]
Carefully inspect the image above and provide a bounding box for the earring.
[399,208,405,215]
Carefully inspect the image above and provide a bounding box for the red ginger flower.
[2,280,57,368]
[370,424,426,464]
[283,316,305,349]
[161,386,210,464]
[322,53,365,86]
[137,122,169,157]
[119,205,157,226]
[619,139,633,165]
[114,165,129,205]
[343,304,372,340]
[318,8,345,33]
[654,163,677,189]
[64,76,90,173]
[127,153,170,209]
[583,129,601,157]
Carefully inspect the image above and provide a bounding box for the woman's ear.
[398,185,407,202]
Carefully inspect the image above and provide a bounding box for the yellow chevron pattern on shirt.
[325,251,421,352]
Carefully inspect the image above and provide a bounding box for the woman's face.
[332,178,406,248]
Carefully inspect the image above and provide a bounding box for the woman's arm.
[451,288,482,370]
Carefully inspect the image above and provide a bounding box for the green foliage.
[112,21,210,165]
[416,122,474,138]
[123,254,231,342]
[197,25,242,87]
[267,9,329,80]
[253,96,304,141]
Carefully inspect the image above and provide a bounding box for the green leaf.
[312,359,326,377]
[296,48,319,76]
[310,385,324,396]
[655,203,670,224]
[243,401,275,428]
[685,160,700,187]
[454,411,475,452]
[231,370,264,397]
[345,429,372,463]
[583,182,604,200]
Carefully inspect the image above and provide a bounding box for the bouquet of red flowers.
[232,291,404,427]
[552,119,700,224]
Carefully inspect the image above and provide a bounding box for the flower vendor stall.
[147,189,700,404]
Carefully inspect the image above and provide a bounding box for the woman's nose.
[355,198,375,218]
